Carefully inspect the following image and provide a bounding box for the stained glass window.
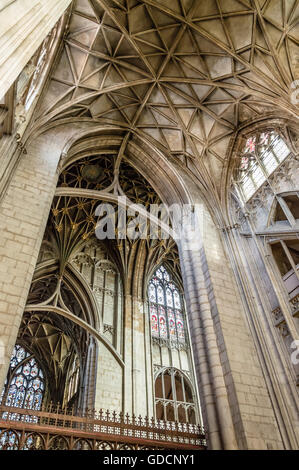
[0,344,45,412]
[0,430,19,450]
[168,309,176,338]
[150,305,159,337]
[148,266,186,344]
[245,136,256,154]
[158,306,168,338]
[237,131,291,201]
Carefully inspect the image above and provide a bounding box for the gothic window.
[236,131,291,201]
[155,369,196,424]
[0,344,45,411]
[148,266,185,345]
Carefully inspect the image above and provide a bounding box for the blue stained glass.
[23,363,31,376]
[15,387,26,407]
[24,388,34,408]
[16,347,26,364]
[1,344,45,413]
[6,384,17,406]
[0,431,19,450]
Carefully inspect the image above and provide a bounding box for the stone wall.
[94,341,123,413]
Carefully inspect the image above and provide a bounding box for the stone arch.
[25,121,194,209]
[31,259,102,331]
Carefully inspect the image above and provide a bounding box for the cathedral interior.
[0,0,298,451]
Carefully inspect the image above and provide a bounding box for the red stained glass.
[176,311,185,341]
[241,156,249,170]
[168,309,176,337]
[148,266,186,344]
[158,306,168,338]
[245,136,256,154]
[150,306,159,336]
[238,131,291,203]
[260,132,269,146]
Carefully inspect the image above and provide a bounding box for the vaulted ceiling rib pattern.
[36,0,299,192]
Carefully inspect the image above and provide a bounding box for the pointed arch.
[154,367,197,424]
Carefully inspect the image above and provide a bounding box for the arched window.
[235,131,291,201]
[155,368,196,424]
[0,344,45,411]
[148,266,185,345]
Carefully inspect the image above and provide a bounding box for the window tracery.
[148,266,186,347]
[236,131,292,201]
[155,368,196,424]
[0,345,45,412]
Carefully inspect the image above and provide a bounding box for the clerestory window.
[148,266,185,345]
[236,131,291,201]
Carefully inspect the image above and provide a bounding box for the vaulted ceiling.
[35,0,299,196]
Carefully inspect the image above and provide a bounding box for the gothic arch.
[29,259,101,331]
[25,123,194,209]
[24,279,125,369]
[154,367,198,424]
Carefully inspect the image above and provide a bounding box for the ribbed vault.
[31,0,298,200]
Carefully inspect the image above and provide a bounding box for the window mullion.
[280,240,299,284]
[171,371,178,422]
[182,375,186,403]
[277,196,296,227]
[172,290,179,342]
[271,147,280,165]
[162,372,166,400]
[164,283,170,340]
[155,282,161,339]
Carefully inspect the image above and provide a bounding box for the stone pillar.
[177,203,284,449]
[132,296,153,418]
[121,292,154,418]
[0,0,72,100]
[0,127,72,391]
[122,294,133,414]
[178,241,238,450]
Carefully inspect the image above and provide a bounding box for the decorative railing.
[0,404,206,450]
